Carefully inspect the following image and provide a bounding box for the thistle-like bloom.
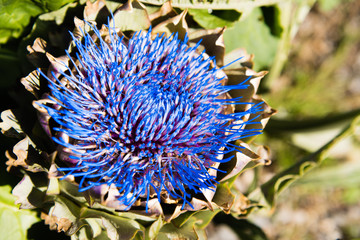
[41,22,262,209]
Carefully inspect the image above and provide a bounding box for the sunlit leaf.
[36,0,76,11]
[0,0,76,44]
[188,9,241,29]
[223,7,279,70]
[0,185,39,240]
[0,0,42,43]
[110,0,151,31]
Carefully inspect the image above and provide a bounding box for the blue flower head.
[41,21,263,210]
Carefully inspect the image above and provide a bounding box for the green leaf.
[212,182,235,213]
[83,201,157,223]
[85,218,103,239]
[36,0,76,12]
[157,221,198,240]
[50,196,88,235]
[260,115,360,206]
[296,160,360,189]
[81,207,152,239]
[0,0,77,44]
[140,0,289,10]
[59,179,88,204]
[194,228,207,240]
[0,185,39,240]
[171,211,197,228]
[163,209,221,240]
[0,0,43,43]
[38,1,78,24]
[101,215,144,240]
[12,174,46,210]
[223,7,279,70]
[264,0,316,89]
[192,209,221,229]
[158,208,220,240]
[145,217,164,240]
[188,9,241,29]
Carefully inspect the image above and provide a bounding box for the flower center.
[118,82,192,159]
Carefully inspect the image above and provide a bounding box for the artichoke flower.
[0,0,275,239]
